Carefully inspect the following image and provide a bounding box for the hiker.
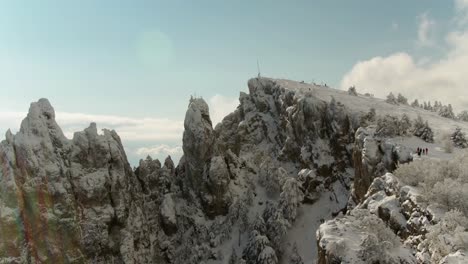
[426,148,428,155]
[417,147,420,153]
[418,149,421,157]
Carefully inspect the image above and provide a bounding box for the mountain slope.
[1,77,467,263]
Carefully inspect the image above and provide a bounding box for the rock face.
[317,174,417,264]
[0,99,157,263]
[317,172,468,264]
[181,97,232,217]
[0,78,372,263]
[351,126,412,204]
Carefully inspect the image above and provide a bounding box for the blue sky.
[0,0,465,165]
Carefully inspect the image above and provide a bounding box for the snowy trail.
[282,181,349,263]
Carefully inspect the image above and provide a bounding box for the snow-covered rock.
[440,250,468,263]
[160,194,178,235]
[352,127,402,203]
[0,99,156,263]
[316,209,416,264]
[7,77,464,263]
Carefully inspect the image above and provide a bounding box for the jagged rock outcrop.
[317,174,417,263]
[0,99,157,263]
[0,77,377,263]
[317,172,468,264]
[181,97,232,217]
[351,127,412,204]
[316,207,417,264]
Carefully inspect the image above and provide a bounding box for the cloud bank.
[0,94,241,165]
[341,1,468,112]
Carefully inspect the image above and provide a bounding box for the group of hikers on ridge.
[416,147,428,157]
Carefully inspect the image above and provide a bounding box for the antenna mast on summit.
[257,59,261,78]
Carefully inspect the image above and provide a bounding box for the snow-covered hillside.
[1,77,467,263]
[271,78,468,134]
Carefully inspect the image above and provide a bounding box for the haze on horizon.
[1,0,468,165]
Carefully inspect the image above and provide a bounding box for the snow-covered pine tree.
[397,93,408,105]
[439,104,456,119]
[399,114,412,136]
[413,115,425,132]
[427,101,432,111]
[257,246,278,264]
[348,86,358,96]
[411,99,419,108]
[451,127,468,148]
[360,107,376,126]
[251,213,267,234]
[385,92,398,105]
[423,101,428,110]
[242,231,271,264]
[368,108,376,123]
[413,116,434,143]
[458,110,468,122]
[289,243,304,264]
[278,177,304,222]
[434,101,439,111]
[263,202,290,253]
[421,121,434,143]
[376,115,400,137]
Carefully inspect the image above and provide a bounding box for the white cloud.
[0,111,25,137]
[341,2,468,112]
[135,144,182,157]
[0,110,184,142]
[417,12,436,46]
[208,94,239,125]
[56,112,184,141]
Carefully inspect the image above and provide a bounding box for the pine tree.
[399,114,412,136]
[263,205,290,253]
[251,213,267,234]
[361,108,376,126]
[439,105,456,119]
[397,93,408,105]
[451,127,468,148]
[421,121,434,143]
[458,110,468,122]
[368,108,376,123]
[376,115,400,137]
[348,86,358,96]
[413,116,434,143]
[423,101,428,110]
[385,92,398,105]
[413,115,425,132]
[257,246,278,264]
[243,231,271,264]
[279,178,304,222]
[411,99,420,108]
